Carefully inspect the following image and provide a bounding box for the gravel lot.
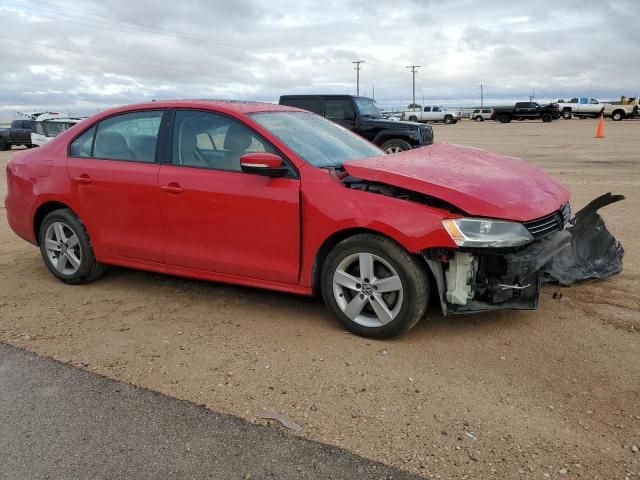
[1,118,639,479]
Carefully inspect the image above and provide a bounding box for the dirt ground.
[1,118,639,479]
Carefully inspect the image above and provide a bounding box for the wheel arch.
[33,200,79,245]
[310,227,432,295]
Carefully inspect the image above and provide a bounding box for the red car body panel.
[4,99,570,297]
[344,144,570,221]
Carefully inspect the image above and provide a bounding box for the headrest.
[95,131,130,155]
[224,123,253,152]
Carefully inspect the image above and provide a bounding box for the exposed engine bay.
[423,193,624,315]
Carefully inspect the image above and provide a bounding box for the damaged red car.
[4,100,623,338]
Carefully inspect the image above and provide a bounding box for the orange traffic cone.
[595,111,604,138]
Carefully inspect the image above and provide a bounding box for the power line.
[406,65,420,110]
[352,60,365,96]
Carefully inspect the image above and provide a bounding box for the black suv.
[279,95,433,153]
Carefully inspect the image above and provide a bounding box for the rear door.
[157,109,300,283]
[66,110,166,262]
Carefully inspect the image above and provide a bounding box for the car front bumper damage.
[424,193,625,315]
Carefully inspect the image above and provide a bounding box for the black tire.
[38,208,106,285]
[474,116,483,122]
[444,115,453,124]
[321,234,429,339]
[541,113,553,122]
[0,140,8,151]
[379,138,412,154]
[611,110,624,121]
[562,109,572,119]
[498,113,511,123]
[408,115,418,122]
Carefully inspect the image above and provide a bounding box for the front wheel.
[541,113,553,122]
[321,234,429,339]
[0,140,8,151]
[408,115,418,122]
[444,115,454,124]
[498,114,511,123]
[562,109,572,119]
[39,209,106,284]
[474,116,483,122]
[380,138,412,154]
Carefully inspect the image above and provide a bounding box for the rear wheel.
[611,110,624,121]
[321,234,429,338]
[380,138,412,154]
[474,116,483,122]
[39,209,106,285]
[0,140,8,151]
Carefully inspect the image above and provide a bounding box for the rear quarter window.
[280,98,320,114]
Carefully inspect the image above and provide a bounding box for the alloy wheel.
[44,221,82,275]
[332,252,404,328]
[385,146,403,154]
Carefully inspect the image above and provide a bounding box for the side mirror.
[240,152,289,177]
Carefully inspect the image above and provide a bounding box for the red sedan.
[5,99,575,338]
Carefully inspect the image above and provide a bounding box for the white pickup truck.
[402,105,460,124]
[603,97,639,121]
[556,97,604,119]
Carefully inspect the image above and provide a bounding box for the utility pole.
[479,82,484,108]
[352,60,365,96]
[372,85,375,100]
[406,65,421,110]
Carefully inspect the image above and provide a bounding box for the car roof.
[99,99,301,116]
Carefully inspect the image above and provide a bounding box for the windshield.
[250,111,383,168]
[354,97,383,119]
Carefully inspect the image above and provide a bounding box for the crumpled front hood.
[343,144,570,221]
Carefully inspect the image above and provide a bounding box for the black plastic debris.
[542,193,625,286]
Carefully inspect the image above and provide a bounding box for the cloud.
[1,0,639,119]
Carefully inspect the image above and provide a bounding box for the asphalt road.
[0,342,420,480]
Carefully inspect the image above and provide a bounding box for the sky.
[1,0,639,120]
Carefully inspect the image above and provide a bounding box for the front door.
[66,110,166,262]
[158,109,301,284]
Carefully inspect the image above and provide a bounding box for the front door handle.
[72,174,91,184]
[160,183,183,194]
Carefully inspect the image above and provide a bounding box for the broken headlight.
[442,218,534,248]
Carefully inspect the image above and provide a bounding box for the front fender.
[298,170,457,287]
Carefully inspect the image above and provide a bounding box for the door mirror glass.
[240,152,288,177]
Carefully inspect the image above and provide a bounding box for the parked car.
[556,97,603,119]
[602,97,639,121]
[402,105,460,124]
[491,102,557,123]
[5,99,606,338]
[0,119,34,150]
[279,95,433,153]
[471,108,493,121]
[31,114,83,147]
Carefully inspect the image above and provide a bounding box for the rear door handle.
[72,174,91,184]
[160,183,183,194]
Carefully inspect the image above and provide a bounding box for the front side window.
[251,111,383,168]
[93,110,163,162]
[433,107,442,112]
[590,99,599,104]
[325,99,355,120]
[172,110,275,171]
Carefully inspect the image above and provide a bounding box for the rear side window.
[94,111,163,162]
[69,126,96,158]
